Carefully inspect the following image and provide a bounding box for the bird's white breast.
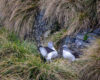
[39,47,47,57]
[46,51,58,61]
[63,50,75,61]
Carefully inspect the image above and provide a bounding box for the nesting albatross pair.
[39,42,76,62]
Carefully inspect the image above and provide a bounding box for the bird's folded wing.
[44,47,54,53]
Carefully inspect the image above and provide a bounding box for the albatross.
[62,45,75,62]
[38,42,58,62]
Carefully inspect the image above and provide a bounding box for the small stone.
[65,36,76,44]
[75,39,83,46]
[65,36,72,43]
[93,28,100,35]
[44,30,51,38]
[76,34,84,40]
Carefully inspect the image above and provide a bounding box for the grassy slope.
[0,28,90,80]
[80,39,100,80]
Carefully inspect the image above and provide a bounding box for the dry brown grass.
[0,0,39,38]
[0,0,98,40]
[80,39,100,80]
[40,0,97,35]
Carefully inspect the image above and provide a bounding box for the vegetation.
[0,28,50,80]
[0,0,98,39]
[0,0,39,38]
[0,0,100,80]
[0,28,91,80]
[80,39,100,80]
[83,34,88,41]
[41,0,97,35]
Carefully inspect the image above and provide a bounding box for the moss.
[83,34,88,41]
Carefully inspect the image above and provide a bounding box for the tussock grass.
[0,28,51,80]
[40,0,97,35]
[0,0,98,41]
[80,39,100,80]
[0,0,39,38]
[0,28,91,80]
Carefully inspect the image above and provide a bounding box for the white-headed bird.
[62,45,75,62]
[38,42,58,62]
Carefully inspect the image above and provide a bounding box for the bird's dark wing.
[44,47,54,53]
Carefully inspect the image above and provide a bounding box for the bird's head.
[48,41,54,48]
[62,45,68,50]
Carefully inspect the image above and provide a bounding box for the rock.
[75,39,83,47]
[65,36,71,43]
[62,30,100,59]
[44,30,51,38]
[88,33,97,37]
[87,33,97,43]
[65,36,75,44]
[76,34,84,40]
[93,28,100,35]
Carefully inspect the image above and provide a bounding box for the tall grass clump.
[0,0,98,41]
[0,0,39,38]
[40,0,97,35]
[80,39,100,80]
